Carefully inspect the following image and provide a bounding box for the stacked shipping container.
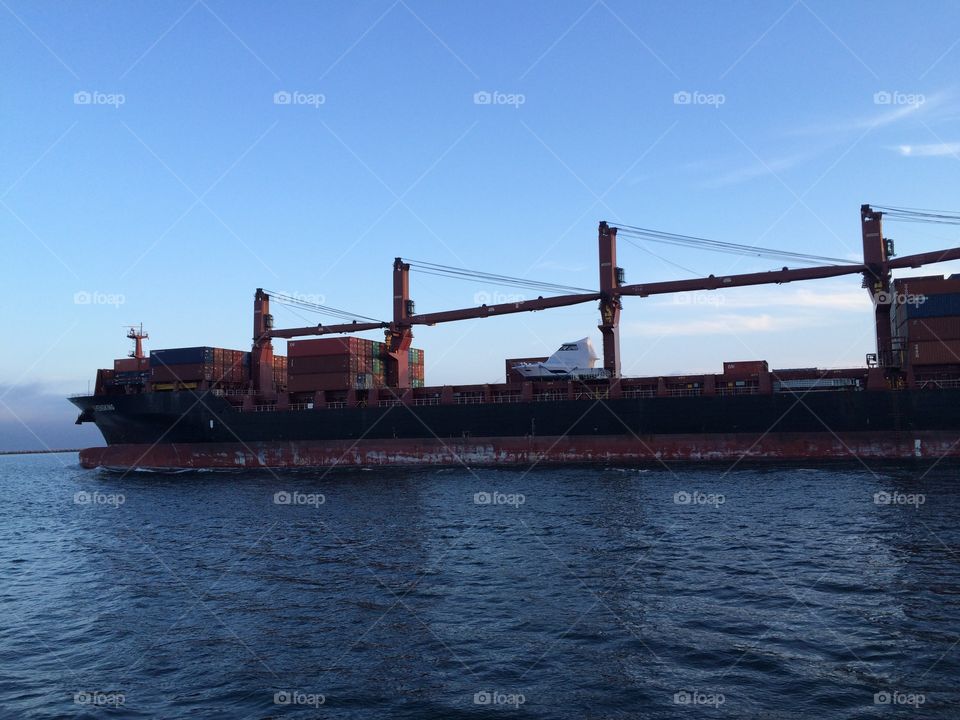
[409,347,425,388]
[150,347,249,384]
[287,338,424,392]
[893,276,960,366]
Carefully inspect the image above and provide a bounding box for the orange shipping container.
[908,340,960,366]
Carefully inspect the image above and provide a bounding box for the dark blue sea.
[1,453,958,718]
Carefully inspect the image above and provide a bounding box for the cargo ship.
[71,206,960,469]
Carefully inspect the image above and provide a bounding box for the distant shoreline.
[0,449,81,456]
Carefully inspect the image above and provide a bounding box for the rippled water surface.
[1,453,958,718]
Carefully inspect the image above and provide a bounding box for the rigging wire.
[613,224,852,266]
[618,235,703,277]
[871,205,960,226]
[265,290,386,324]
[403,259,598,295]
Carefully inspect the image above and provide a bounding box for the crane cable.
[402,259,598,295]
[614,224,852,266]
[871,205,960,226]
[265,290,386,324]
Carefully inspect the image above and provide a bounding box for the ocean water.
[0,453,958,718]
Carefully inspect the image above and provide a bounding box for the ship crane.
[258,205,960,395]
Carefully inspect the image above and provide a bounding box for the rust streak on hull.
[77,432,958,470]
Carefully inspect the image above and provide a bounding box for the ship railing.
[327,401,347,409]
[535,392,566,402]
[223,388,255,396]
[716,387,758,396]
[289,403,312,411]
[622,389,656,399]
[252,404,277,412]
[412,398,440,406]
[492,394,522,403]
[575,390,609,400]
[455,396,484,405]
[380,399,405,407]
[668,388,702,397]
[918,378,960,389]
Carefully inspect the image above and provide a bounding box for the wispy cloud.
[651,287,870,312]
[788,91,945,136]
[701,152,811,188]
[624,313,809,337]
[893,142,960,157]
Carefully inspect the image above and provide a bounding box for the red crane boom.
[256,205,960,394]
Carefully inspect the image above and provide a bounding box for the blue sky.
[2,0,960,449]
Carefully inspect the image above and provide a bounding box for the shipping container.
[288,337,367,358]
[723,360,769,378]
[289,355,364,374]
[151,363,212,383]
[288,372,375,393]
[895,276,960,297]
[113,357,150,372]
[904,317,960,342]
[150,347,214,367]
[901,293,960,320]
[908,340,960,366]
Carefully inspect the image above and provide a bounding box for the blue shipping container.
[905,293,960,319]
[150,347,214,367]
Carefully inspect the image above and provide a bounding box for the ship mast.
[125,324,148,359]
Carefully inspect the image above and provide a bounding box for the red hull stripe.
[77,432,960,469]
